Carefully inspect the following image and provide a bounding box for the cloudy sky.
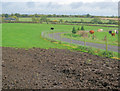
[1,0,119,16]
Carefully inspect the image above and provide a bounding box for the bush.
[77,27,80,31]
[88,48,94,54]
[74,45,114,58]
[107,20,117,24]
[102,51,114,58]
[77,46,88,51]
[72,27,76,34]
[81,26,85,31]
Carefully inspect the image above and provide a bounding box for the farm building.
[4,18,16,21]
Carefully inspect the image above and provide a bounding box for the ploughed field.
[2,47,119,89]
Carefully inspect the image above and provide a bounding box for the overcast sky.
[1,0,119,16]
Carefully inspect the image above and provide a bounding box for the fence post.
[106,35,108,52]
[84,37,86,46]
[71,34,72,44]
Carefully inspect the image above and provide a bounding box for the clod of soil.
[2,47,120,89]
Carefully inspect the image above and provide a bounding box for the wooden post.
[52,31,54,40]
[60,33,61,44]
[84,37,86,46]
[106,35,108,52]
[71,34,72,44]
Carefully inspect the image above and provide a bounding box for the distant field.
[101,18,118,21]
[88,24,118,26]
[48,17,92,22]
[19,18,32,21]
[48,17,110,23]
[19,17,110,23]
[2,23,117,49]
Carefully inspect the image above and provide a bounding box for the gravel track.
[48,32,119,53]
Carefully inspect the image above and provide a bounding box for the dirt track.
[2,47,120,89]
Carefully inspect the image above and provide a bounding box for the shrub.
[77,46,88,51]
[102,51,114,58]
[81,26,85,31]
[72,27,76,34]
[88,48,94,54]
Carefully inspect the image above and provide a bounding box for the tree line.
[2,13,118,24]
[2,13,118,18]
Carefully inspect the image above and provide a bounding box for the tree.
[5,14,9,18]
[111,15,114,18]
[34,14,38,17]
[53,14,57,17]
[108,20,116,24]
[2,14,5,17]
[21,14,28,17]
[15,13,20,17]
[81,26,85,31]
[48,14,52,17]
[77,27,80,31]
[11,16,19,21]
[39,19,43,24]
[40,16,47,22]
[65,20,68,23]
[86,14,90,18]
[10,13,14,17]
[72,27,76,34]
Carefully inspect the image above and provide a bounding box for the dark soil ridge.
[2,47,120,89]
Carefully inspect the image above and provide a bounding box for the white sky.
[1,0,119,16]
[2,0,119,3]
[1,0,119,5]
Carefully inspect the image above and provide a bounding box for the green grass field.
[2,23,70,49]
[2,23,117,48]
[19,18,32,21]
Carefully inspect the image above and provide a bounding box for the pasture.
[2,23,117,48]
[18,17,110,23]
[2,23,68,49]
[19,18,32,21]
[2,23,84,49]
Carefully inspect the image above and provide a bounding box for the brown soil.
[2,47,120,89]
[77,31,88,38]
[101,18,118,21]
